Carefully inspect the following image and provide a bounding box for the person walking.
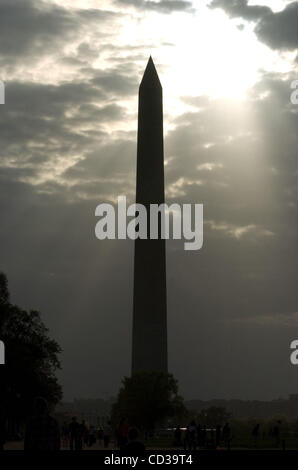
[103,421,112,448]
[69,416,83,451]
[116,418,129,449]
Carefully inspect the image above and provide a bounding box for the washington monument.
[132,57,168,374]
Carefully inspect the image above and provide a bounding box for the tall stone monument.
[132,57,168,374]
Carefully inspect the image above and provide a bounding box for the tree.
[111,371,186,432]
[0,273,62,436]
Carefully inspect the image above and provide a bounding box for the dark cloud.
[209,0,270,21]
[256,2,298,50]
[0,77,133,194]
[0,0,116,64]
[115,0,193,13]
[210,0,298,50]
[90,68,139,96]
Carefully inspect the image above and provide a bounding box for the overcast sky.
[1,0,298,401]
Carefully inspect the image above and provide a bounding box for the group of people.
[6,398,287,452]
[174,421,232,450]
[173,420,283,450]
[61,417,111,450]
[24,396,145,452]
[24,397,114,451]
[252,421,282,448]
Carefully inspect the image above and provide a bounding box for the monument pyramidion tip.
[140,56,162,89]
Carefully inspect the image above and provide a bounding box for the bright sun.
[118,1,289,106]
[154,7,276,99]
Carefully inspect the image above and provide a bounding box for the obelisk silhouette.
[132,57,168,374]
